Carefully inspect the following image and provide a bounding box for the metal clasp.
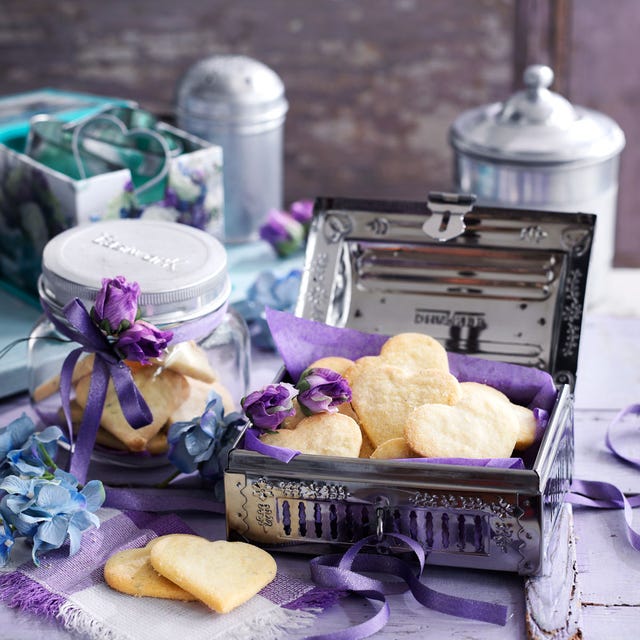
[374,497,390,554]
[422,191,476,242]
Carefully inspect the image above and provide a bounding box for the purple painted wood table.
[1,271,640,639]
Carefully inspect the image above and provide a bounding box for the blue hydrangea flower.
[168,392,248,488]
[3,425,65,479]
[0,413,36,461]
[234,269,302,350]
[0,520,14,567]
[0,474,105,566]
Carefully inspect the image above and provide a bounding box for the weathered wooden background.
[1,0,638,265]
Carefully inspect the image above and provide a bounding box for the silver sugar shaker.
[176,55,289,243]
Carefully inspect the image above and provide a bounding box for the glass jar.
[27,219,250,472]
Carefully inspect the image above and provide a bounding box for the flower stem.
[155,469,181,489]
[37,443,58,472]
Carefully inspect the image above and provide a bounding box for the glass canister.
[449,64,625,306]
[27,219,250,474]
[176,54,289,244]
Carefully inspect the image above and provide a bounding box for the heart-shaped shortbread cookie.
[379,332,449,372]
[349,359,462,447]
[104,535,200,600]
[404,381,520,458]
[149,536,277,613]
[260,413,362,457]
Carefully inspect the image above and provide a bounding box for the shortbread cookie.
[168,377,235,424]
[149,536,277,613]
[75,365,189,451]
[405,381,520,459]
[260,413,362,457]
[104,536,199,600]
[33,353,96,403]
[370,437,417,460]
[342,356,383,388]
[511,403,538,451]
[379,333,449,372]
[458,382,537,451]
[358,430,376,458]
[308,356,355,377]
[350,360,462,447]
[161,340,217,383]
[280,398,305,430]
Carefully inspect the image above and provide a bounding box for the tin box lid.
[449,64,625,165]
[39,219,231,325]
[297,193,596,387]
[175,55,288,126]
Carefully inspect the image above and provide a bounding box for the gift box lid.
[296,193,595,388]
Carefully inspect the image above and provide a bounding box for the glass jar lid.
[176,54,289,126]
[449,64,625,165]
[39,219,231,325]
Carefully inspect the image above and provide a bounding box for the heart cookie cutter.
[25,105,180,199]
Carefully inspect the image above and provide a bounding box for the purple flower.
[259,209,305,258]
[93,276,141,334]
[296,367,352,416]
[115,320,173,364]
[241,383,299,430]
[289,199,314,227]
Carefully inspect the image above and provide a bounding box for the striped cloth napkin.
[0,508,336,640]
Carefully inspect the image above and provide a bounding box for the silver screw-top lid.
[176,54,289,128]
[450,64,625,164]
[39,219,231,326]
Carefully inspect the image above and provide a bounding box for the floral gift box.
[0,102,223,295]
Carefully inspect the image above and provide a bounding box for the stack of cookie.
[260,333,537,461]
[34,340,235,455]
[104,534,276,612]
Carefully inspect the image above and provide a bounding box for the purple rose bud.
[93,276,141,334]
[259,209,305,258]
[115,320,173,364]
[241,382,299,430]
[296,367,352,416]
[289,199,314,227]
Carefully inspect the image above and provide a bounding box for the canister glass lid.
[39,219,231,325]
[176,54,289,126]
[450,64,625,164]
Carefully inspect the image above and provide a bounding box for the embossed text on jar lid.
[40,219,231,325]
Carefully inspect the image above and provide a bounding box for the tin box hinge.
[422,191,477,242]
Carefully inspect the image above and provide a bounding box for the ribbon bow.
[48,298,153,484]
[307,532,507,639]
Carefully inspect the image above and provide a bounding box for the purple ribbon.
[41,298,229,485]
[605,403,640,467]
[49,299,153,484]
[566,403,640,551]
[305,533,507,639]
[104,486,226,514]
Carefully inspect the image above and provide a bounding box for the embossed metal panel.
[297,195,595,387]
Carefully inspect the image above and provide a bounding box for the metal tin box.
[225,194,595,575]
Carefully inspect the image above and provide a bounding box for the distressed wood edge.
[525,502,583,639]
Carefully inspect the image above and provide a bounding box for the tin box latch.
[422,191,477,242]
